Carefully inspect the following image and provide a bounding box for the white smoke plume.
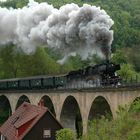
[0,0,114,64]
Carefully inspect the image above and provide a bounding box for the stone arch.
[0,95,12,125]
[16,95,30,109]
[40,95,56,116]
[88,96,113,121]
[60,95,83,137]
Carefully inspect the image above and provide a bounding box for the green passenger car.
[0,74,67,90]
[54,75,67,87]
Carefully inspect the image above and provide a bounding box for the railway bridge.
[0,86,140,134]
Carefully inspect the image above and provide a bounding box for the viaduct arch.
[0,87,140,134]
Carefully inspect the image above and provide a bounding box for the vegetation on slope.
[0,0,139,80]
[56,100,140,140]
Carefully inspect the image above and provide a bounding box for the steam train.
[0,62,121,90]
[66,61,121,88]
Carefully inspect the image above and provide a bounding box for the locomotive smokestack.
[100,45,111,63]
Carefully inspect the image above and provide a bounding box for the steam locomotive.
[0,62,121,90]
[66,61,121,88]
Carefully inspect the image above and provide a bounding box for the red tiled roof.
[0,102,47,140]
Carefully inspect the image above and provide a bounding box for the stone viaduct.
[0,86,140,134]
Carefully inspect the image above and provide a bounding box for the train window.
[19,80,30,87]
[30,79,41,87]
[8,81,18,88]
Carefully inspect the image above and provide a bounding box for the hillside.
[0,0,139,79]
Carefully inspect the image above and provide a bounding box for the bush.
[56,128,76,140]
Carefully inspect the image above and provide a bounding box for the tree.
[125,46,140,72]
[117,64,137,81]
[0,44,21,78]
[111,49,127,64]
[19,47,60,77]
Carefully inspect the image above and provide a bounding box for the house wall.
[23,111,62,140]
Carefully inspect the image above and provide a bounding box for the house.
[0,102,63,140]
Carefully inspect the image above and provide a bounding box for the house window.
[43,129,51,138]
[1,135,6,140]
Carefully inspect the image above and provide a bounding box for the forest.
[0,0,139,81]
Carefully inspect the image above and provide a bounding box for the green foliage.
[0,44,21,78]
[117,64,137,81]
[56,128,76,140]
[0,46,64,78]
[112,47,140,82]
[111,50,127,64]
[19,47,61,76]
[80,102,140,140]
[0,95,11,126]
[128,124,140,140]
[129,100,140,114]
[0,109,10,126]
[125,46,140,72]
[68,55,83,70]
[0,44,87,78]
